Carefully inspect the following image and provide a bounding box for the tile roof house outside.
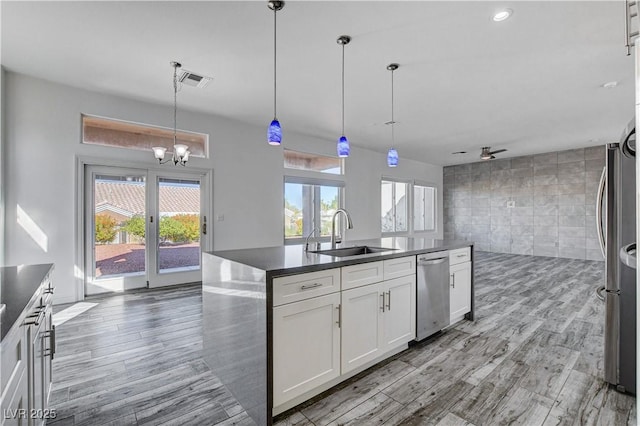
[94,180,200,219]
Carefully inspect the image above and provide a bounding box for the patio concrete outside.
[95,243,200,277]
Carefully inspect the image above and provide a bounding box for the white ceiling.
[1,1,635,166]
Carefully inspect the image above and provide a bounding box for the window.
[82,115,208,158]
[284,177,344,243]
[381,180,408,233]
[414,184,436,232]
[284,149,343,175]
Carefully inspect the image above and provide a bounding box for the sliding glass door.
[85,166,209,295]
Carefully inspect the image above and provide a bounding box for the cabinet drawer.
[341,261,383,291]
[383,256,416,280]
[273,269,340,306]
[449,247,471,265]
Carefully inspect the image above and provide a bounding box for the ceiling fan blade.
[489,149,507,155]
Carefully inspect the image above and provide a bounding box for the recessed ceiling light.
[602,81,618,89]
[493,9,513,22]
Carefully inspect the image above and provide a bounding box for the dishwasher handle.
[417,257,448,265]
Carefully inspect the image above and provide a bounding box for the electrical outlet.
[217,214,224,222]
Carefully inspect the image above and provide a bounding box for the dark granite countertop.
[1,264,54,341]
[205,237,472,277]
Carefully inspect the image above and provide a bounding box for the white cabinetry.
[341,258,416,374]
[273,256,417,409]
[1,269,55,426]
[381,275,416,350]
[449,248,471,323]
[272,269,341,407]
[341,284,384,373]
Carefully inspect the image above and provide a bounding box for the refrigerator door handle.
[596,166,606,258]
[595,285,606,302]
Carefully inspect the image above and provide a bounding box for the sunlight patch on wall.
[17,204,48,252]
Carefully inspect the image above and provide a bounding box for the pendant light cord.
[173,64,178,144]
[391,67,395,147]
[341,43,345,136]
[273,7,277,119]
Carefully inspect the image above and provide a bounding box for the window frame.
[381,178,438,236]
[412,181,437,233]
[284,176,345,245]
[381,178,411,236]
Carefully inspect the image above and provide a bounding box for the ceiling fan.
[480,146,507,160]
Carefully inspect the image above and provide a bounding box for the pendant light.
[152,61,190,166]
[386,63,399,167]
[336,35,351,157]
[267,1,285,145]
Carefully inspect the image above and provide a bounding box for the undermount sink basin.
[312,245,397,257]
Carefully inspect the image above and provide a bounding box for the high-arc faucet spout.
[331,208,354,249]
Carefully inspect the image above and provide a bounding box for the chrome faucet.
[331,208,354,249]
[304,226,320,252]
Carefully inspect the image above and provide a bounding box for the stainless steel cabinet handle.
[456,254,465,258]
[25,310,45,326]
[596,167,606,258]
[386,291,391,310]
[202,216,207,235]
[451,274,455,288]
[44,286,55,295]
[336,304,341,327]
[300,283,322,291]
[44,325,56,359]
[380,293,385,312]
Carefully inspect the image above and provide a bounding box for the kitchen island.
[202,238,473,425]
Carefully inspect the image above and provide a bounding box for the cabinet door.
[341,283,384,374]
[273,293,341,407]
[450,262,471,322]
[42,308,53,410]
[381,275,416,351]
[28,320,45,426]
[2,368,29,426]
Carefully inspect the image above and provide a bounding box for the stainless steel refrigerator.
[596,118,636,394]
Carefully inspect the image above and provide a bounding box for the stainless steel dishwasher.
[416,251,450,341]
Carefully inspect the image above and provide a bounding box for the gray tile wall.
[443,146,605,261]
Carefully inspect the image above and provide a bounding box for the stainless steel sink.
[311,245,397,257]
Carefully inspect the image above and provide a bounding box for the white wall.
[0,66,5,267]
[4,72,442,304]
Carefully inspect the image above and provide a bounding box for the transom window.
[82,115,208,158]
[284,149,343,175]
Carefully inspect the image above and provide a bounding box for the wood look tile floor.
[50,252,636,425]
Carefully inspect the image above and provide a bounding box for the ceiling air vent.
[177,69,212,88]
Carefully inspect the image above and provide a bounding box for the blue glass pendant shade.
[387,148,399,167]
[337,135,350,157]
[268,119,282,145]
